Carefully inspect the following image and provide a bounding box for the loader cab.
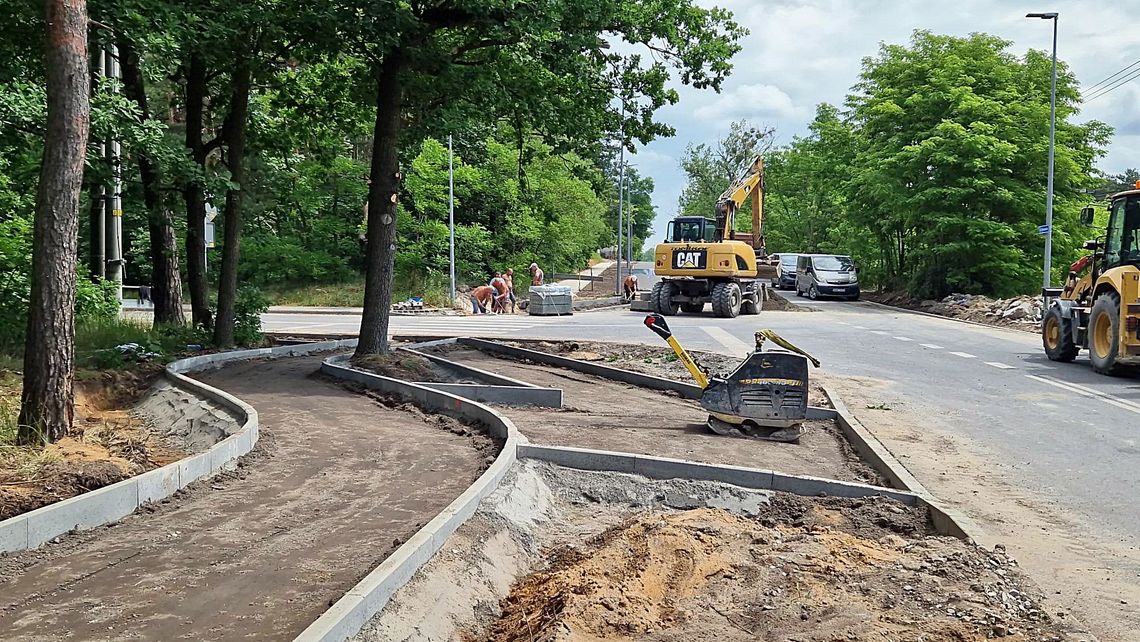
[666,217,716,244]
[1104,191,1140,270]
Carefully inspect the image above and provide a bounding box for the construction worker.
[470,285,494,314]
[504,268,517,313]
[489,272,510,314]
[622,274,638,302]
[529,262,544,286]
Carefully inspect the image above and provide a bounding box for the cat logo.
[672,249,707,269]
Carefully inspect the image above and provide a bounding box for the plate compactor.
[644,313,820,442]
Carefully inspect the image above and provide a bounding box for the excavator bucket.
[643,314,815,443]
[700,351,809,442]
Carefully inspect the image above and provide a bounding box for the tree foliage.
[685,31,1112,299]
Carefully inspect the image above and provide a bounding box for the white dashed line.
[948,351,977,359]
[869,330,888,335]
[852,325,868,330]
[837,321,850,325]
[701,326,752,356]
[985,362,1016,370]
[920,343,944,349]
[893,336,914,342]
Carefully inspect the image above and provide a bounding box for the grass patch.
[264,273,453,308]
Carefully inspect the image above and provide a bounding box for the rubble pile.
[919,294,1044,329]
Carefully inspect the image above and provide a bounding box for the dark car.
[775,253,799,289]
[795,254,860,300]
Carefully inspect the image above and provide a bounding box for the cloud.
[692,83,798,124]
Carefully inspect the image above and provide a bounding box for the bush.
[233,286,270,347]
[0,217,120,353]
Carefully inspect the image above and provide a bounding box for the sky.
[625,0,1140,242]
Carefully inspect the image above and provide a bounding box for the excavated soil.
[425,346,878,485]
[0,353,496,641]
[0,369,197,521]
[360,462,1078,642]
[351,351,445,382]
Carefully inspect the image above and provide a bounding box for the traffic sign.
[1038,224,1051,234]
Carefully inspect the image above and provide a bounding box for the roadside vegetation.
[681,31,1123,301]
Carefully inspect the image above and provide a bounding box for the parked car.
[775,253,799,289]
[795,254,860,300]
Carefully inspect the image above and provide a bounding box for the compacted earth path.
[0,354,492,641]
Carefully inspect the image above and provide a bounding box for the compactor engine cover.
[700,351,808,430]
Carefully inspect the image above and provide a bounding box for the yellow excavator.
[651,156,773,318]
[1043,183,1140,374]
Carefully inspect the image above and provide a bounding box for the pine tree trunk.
[355,53,404,357]
[212,60,251,348]
[119,39,185,326]
[183,51,212,329]
[19,0,90,444]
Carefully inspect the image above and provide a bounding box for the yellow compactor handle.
[755,329,821,368]
[644,314,710,388]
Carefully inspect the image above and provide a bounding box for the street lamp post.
[1028,11,1059,290]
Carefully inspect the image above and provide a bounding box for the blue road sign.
[1038,224,1051,234]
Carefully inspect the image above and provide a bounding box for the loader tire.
[681,302,705,314]
[1089,292,1123,375]
[741,295,760,315]
[1042,306,1078,363]
[712,282,742,318]
[652,281,680,316]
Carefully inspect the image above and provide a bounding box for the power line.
[1084,59,1140,93]
[1085,67,1140,102]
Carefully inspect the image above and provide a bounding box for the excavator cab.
[667,217,716,243]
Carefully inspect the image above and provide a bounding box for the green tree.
[845,31,1110,297]
[349,0,748,356]
[677,120,774,222]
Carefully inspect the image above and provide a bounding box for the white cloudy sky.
[625,0,1140,241]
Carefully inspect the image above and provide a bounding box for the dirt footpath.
[0,354,494,641]
[436,348,881,485]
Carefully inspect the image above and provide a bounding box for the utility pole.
[89,46,105,279]
[103,45,123,302]
[1028,11,1059,289]
[615,156,625,295]
[448,134,456,302]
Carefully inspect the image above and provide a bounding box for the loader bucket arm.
[644,314,710,389]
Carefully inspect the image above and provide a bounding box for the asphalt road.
[261,297,1140,549]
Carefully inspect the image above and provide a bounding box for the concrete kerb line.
[821,384,983,542]
[300,354,525,642]
[459,336,975,539]
[0,338,358,554]
[396,339,563,407]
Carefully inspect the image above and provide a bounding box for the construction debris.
[873,292,1043,331]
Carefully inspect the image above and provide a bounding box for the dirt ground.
[0,368,190,521]
[0,353,496,641]
[361,461,1079,642]
[827,375,1125,642]
[426,346,880,486]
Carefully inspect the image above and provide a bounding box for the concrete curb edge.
[821,384,983,541]
[860,299,1038,337]
[0,339,356,554]
[296,354,525,642]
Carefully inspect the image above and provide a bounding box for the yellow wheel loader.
[1043,185,1140,374]
[651,157,775,318]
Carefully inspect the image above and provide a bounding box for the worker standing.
[504,268,516,313]
[529,262,544,286]
[489,272,509,314]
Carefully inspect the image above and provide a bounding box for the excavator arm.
[713,157,765,250]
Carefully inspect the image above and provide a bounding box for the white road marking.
[949,351,976,359]
[985,362,1016,370]
[893,336,914,342]
[701,326,752,356]
[920,343,944,349]
[1026,374,1140,415]
[852,325,868,330]
[869,330,889,335]
[837,321,850,325]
